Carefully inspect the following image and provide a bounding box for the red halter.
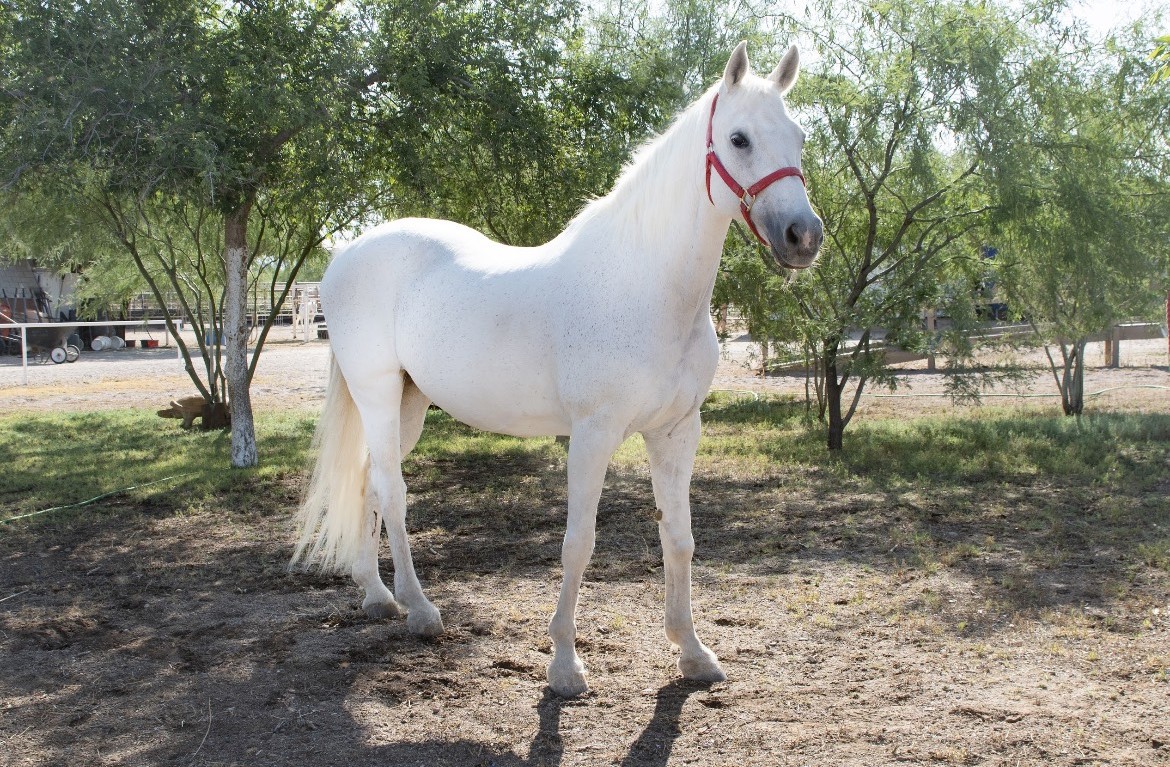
[705,93,806,246]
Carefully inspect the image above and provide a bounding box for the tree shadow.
[3,402,1167,765]
[0,491,718,767]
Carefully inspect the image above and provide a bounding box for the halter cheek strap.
[705,93,806,246]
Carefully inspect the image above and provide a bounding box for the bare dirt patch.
[1,330,1168,766]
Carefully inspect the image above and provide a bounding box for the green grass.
[0,410,317,523]
[694,392,1170,488]
[2,398,1168,534]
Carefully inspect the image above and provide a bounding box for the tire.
[65,344,81,363]
[50,346,67,364]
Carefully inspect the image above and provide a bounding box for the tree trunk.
[224,203,259,467]
[803,344,813,416]
[825,359,845,451]
[1061,341,1085,416]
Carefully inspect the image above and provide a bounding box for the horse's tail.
[292,354,369,573]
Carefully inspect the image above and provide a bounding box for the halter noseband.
[705,93,806,246]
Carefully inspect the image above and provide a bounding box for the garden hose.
[1,472,196,525]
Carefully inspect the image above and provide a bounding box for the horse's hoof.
[547,660,589,698]
[406,606,444,637]
[679,649,726,683]
[363,600,400,620]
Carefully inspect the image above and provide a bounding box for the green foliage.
[379,0,646,244]
[714,0,1169,444]
[768,0,1023,448]
[2,1,379,210]
[1151,34,1170,84]
[993,23,1170,414]
[389,0,773,244]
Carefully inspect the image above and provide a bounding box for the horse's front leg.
[547,422,624,698]
[644,411,726,682]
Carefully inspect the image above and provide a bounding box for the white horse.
[293,42,822,698]
[290,286,319,342]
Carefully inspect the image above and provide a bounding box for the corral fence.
[717,314,1167,375]
[123,282,322,326]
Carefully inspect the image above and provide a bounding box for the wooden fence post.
[1104,323,1120,368]
[926,309,937,372]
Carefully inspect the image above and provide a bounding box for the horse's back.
[323,218,489,305]
[321,218,573,435]
[321,216,719,438]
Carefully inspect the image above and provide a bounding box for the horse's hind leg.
[353,379,430,619]
[643,411,725,682]
[357,374,443,636]
[353,482,400,618]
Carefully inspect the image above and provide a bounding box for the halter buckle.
[740,191,756,212]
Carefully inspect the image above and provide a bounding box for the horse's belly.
[411,361,569,438]
[435,395,568,438]
[396,303,570,438]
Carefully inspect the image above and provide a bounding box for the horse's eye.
[730,132,750,149]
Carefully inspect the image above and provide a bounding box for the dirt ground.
[1,329,1168,766]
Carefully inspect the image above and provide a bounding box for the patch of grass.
[843,410,1170,486]
[4,403,1169,586]
[408,410,561,464]
[1136,540,1170,572]
[0,409,316,524]
[699,395,1170,489]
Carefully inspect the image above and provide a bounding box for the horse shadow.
[615,680,711,767]
[533,681,706,767]
[363,680,712,767]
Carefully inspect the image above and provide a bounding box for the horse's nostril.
[785,224,801,246]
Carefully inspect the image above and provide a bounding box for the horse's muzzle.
[768,213,823,270]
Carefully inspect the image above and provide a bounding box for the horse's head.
[706,42,822,271]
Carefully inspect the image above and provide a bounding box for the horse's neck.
[568,91,730,319]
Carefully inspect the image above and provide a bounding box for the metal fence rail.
[123,282,322,323]
[2,319,176,385]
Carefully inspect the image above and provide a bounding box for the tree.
[3,0,386,462]
[382,1,673,245]
[390,0,772,245]
[2,0,588,466]
[764,0,1026,450]
[994,25,1170,415]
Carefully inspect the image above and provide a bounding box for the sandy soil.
[1,327,1168,766]
[2,325,1167,417]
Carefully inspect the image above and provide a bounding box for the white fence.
[2,319,176,385]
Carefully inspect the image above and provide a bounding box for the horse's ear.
[723,41,750,89]
[769,44,800,94]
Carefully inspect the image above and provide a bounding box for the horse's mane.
[558,84,717,252]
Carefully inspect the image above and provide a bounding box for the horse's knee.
[661,528,695,561]
[561,528,595,570]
